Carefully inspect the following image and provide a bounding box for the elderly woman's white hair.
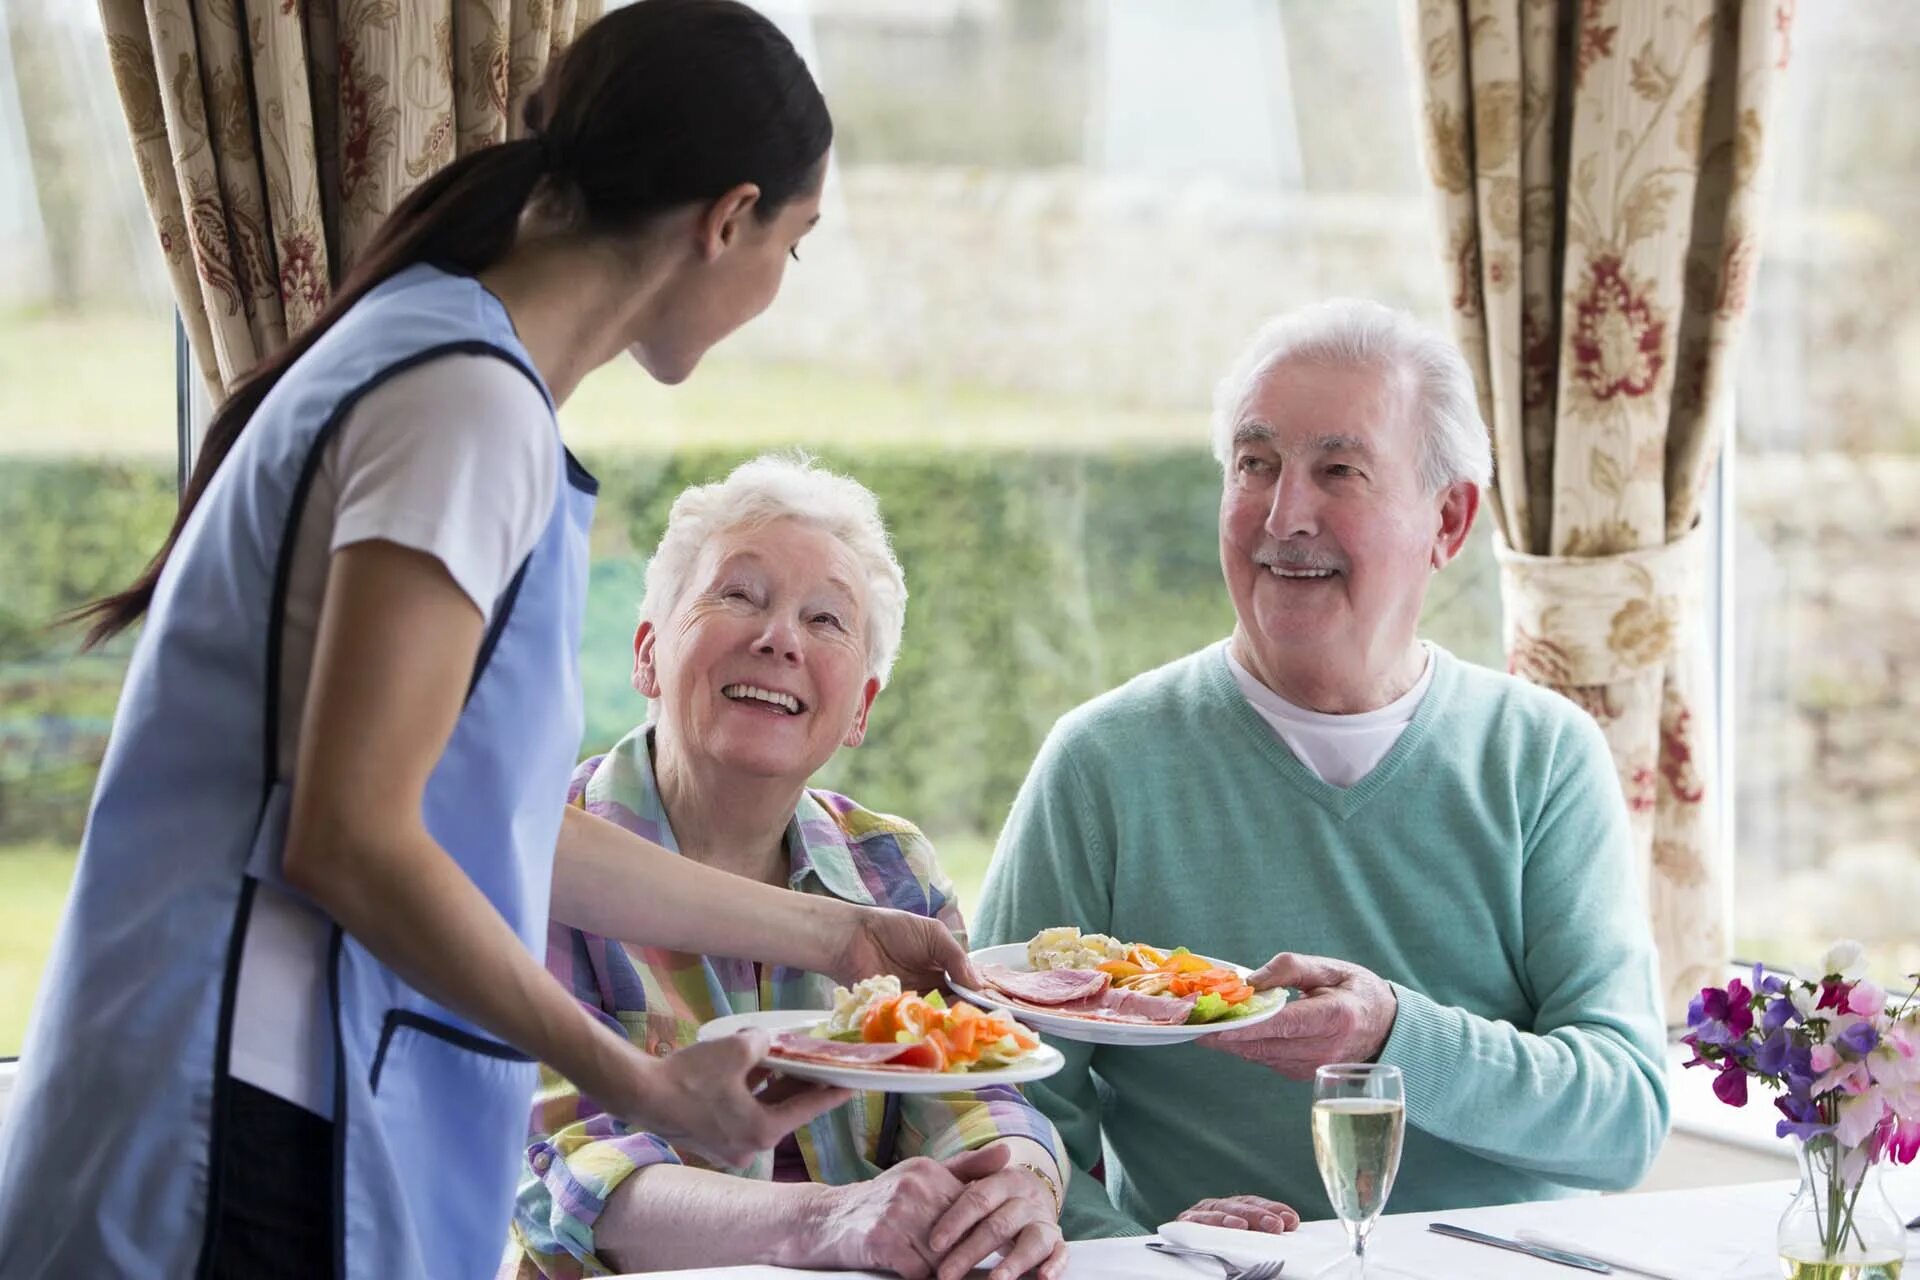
[638,452,909,687]
[1210,298,1493,493]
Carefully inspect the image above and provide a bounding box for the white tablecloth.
[624,1164,1920,1278]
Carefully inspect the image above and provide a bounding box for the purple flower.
[1712,1062,1749,1107]
[1755,1028,1794,1077]
[1690,980,1755,1046]
[1762,997,1796,1034]
[1836,1021,1880,1058]
[1751,963,1789,997]
[1774,1093,1832,1142]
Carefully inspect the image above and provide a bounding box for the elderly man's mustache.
[1252,544,1347,574]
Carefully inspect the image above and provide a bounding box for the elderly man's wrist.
[1366,981,1400,1061]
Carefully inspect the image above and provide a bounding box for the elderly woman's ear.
[631,622,662,699]
[840,677,882,749]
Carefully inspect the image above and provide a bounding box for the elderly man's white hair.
[1210,298,1493,494]
[639,453,909,687]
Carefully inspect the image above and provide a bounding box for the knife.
[1427,1222,1613,1273]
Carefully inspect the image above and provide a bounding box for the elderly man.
[974,299,1669,1239]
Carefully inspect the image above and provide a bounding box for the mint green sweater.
[974,644,1669,1239]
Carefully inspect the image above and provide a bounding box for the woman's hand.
[928,1144,1067,1280]
[595,1030,851,1167]
[800,1155,972,1278]
[1175,1194,1301,1234]
[821,900,983,994]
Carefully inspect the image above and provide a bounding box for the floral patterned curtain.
[1406,0,1793,1020]
[99,0,604,402]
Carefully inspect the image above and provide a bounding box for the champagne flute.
[1311,1063,1405,1277]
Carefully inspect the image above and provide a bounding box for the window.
[1733,0,1920,978]
[0,0,1495,1052]
[582,0,1492,912]
[0,0,177,1053]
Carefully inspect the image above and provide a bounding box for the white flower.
[1791,985,1828,1025]
[1821,939,1868,980]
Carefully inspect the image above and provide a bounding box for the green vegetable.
[1188,991,1265,1024]
[923,990,948,1010]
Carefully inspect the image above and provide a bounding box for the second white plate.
[949,943,1287,1046]
[697,1008,1066,1093]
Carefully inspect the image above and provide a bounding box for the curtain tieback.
[1492,521,1708,688]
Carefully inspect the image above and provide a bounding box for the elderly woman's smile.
[720,683,806,715]
[637,511,896,795]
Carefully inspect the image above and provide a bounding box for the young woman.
[0,4,972,1278]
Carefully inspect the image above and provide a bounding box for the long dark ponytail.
[73,0,831,649]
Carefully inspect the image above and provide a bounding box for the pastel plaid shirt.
[502,726,1062,1278]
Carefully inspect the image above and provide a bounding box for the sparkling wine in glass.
[1311,1063,1405,1276]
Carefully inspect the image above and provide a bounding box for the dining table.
[622,1162,1920,1279]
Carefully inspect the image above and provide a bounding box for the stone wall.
[732,165,1447,413]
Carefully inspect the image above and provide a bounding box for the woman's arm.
[592,1147,1038,1277]
[553,805,983,992]
[285,539,848,1163]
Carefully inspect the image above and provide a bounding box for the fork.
[1145,1237,1285,1279]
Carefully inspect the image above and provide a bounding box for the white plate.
[696,1009,1066,1093]
[949,943,1288,1046]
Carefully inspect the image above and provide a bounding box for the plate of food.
[950,927,1287,1046]
[696,976,1065,1093]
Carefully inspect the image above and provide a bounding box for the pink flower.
[1834,1092,1889,1149]
[1890,1116,1920,1165]
[1811,1044,1841,1075]
[1848,982,1887,1018]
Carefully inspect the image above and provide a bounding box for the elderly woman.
[505,455,1067,1280]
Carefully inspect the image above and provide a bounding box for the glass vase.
[1777,1135,1907,1280]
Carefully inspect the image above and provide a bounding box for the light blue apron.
[0,264,595,1280]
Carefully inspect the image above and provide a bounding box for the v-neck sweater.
[974,642,1668,1238]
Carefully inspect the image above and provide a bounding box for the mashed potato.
[1026,926,1127,971]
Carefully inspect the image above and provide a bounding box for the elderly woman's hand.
[928,1144,1068,1280]
[1176,1194,1301,1233]
[799,1154,972,1278]
[819,899,984,994]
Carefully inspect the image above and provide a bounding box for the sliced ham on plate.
[980,966,1195,1025]
[979,964,1111,1006]
[770,1030,946,1071]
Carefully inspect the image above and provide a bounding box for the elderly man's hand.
[1206,952,1398,1078]
[1175,1194,1300,1234]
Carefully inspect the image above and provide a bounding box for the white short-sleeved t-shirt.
[228,354,557,1117]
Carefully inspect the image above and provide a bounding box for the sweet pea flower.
[1751,963,1789,998]
[1775,1092,1832,1142]
[1836,1020,1882,1059]
[1762,997,1797,1034]
[1712,1062,1749,1107]
[1689,980,1755,1046]
[1847,981,1888,1018]
[1755,1028,1794,1077]
[1834,1091,1890,1149]
[1890,1116,1920,1165]
[1790,984,1828,1026]
[1822,940,1867,980]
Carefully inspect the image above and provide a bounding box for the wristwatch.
[1015,1161,1062,1218]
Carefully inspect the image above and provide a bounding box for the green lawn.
[0,307,1202,458]
[0,845,77,1054]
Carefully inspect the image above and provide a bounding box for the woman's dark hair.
[74,0,830,647]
